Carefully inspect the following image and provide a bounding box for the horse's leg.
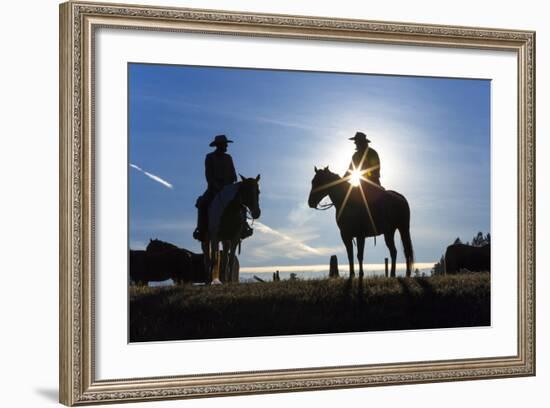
[208,240,214,281]
[218,241,225,282]
[211,239,219,282]
[357,235,365,279]
[220,241,230,283]
[228,239,239,283]
[201,240,211,282]
[384,229,397,277]
[341,232,354,279]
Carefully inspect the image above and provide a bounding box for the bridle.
[311,176,336,211]
[239,182,258,226]
[314,201,334,211]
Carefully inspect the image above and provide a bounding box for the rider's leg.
[193,205,207,240]
[194,191,215,241]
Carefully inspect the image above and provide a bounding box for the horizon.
[239,262,436,274]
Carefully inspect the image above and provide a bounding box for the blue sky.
[128,63,490,272]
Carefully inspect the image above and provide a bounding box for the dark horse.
[202,174,261,283]
[130,240,192,285]
[444,243,490,274]
[308,166,414,278]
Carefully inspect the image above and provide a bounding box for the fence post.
[329,255,339,278]
[385,257,389,277]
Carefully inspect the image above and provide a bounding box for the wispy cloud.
[136,92,328,133]
[287,203,315,227]
[246,221,340,261]
[130,163,174,189]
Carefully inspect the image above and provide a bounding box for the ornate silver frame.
[59,1,536,405]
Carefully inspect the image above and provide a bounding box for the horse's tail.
[399,227,414,276]
[397,199,414,276]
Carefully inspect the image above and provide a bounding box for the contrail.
[130,163,174,189]
[254,221,322,255]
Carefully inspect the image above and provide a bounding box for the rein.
[312,181,335,211]
[314,202,334,211]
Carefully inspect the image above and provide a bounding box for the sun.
[348,168,362,187]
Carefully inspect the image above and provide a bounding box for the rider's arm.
[368,149,381,178]
[228,155,237,183]
[345,152,358,176]
[205,154,218,190]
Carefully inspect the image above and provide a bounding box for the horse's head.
[308,166,339,208]
[146,238,178,253]
[239,174,261,219]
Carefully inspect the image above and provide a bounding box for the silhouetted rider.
[205,134,237,192]
[346,131,382,187]
[193,134,252,241]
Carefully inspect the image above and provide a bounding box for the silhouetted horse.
[202,174,261,283]
[308,166,414,278]
[129,239,207,285]
[145,239,192,284]
[444,243,490,274]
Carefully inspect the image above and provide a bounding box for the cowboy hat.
[209,134,234,147]
[348,131,371,143]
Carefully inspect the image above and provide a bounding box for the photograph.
[128,63,491,342]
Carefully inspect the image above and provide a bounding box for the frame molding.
[59,1,535,405]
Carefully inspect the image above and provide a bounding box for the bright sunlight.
[348,168,362,187]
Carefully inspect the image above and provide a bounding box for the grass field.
[129,273,490,342]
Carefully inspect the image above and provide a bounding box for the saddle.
[207,184,240,236]
[348,182,388,236]
[195,184,253,241]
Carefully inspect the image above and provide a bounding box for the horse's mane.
[323,168,399,198]
[318,169,345,189]
[324,168,342,180]
[216,182,241,206]
[208,182,242,234]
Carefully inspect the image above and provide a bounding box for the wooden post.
[385,257,389,277]
[329,255,339,278]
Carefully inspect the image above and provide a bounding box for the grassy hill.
[130,273,490,342]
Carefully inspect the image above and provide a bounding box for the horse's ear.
[239,173,245,181]
[324,165,329,171]
[256,174,260,182]
[314,166,318,173]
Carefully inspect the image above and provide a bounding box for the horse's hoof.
[211,279,223,285]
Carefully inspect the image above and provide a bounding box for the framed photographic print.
[59,1,536,405]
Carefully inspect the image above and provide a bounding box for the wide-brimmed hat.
[209,134,234,147]
[348,131,371,143]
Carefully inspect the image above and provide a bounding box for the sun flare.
[348,169,362,187]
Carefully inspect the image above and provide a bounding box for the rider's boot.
[193,207,207,241]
